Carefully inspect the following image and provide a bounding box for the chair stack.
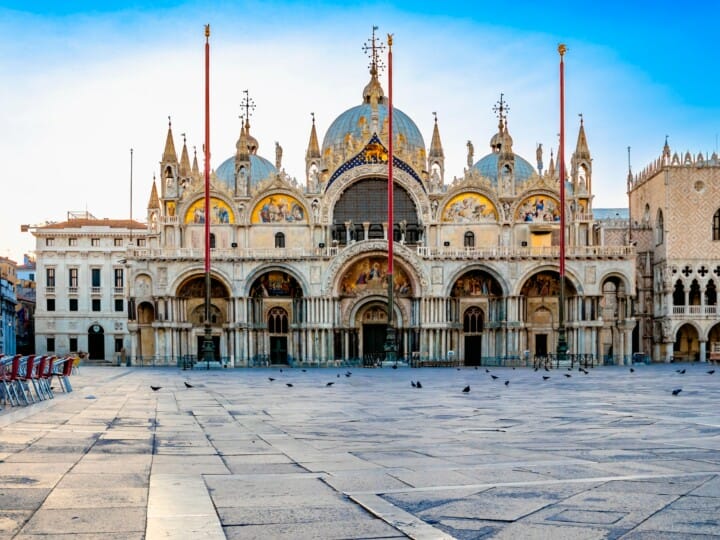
[0,354,77,410]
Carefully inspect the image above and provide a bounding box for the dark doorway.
[464,335,482,365]
[196,336,220,362]
[535,334,548,356]
[270,336,288,364]
[363,324,387,360]
[88,324,104,360]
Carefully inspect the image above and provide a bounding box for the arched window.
[463,307,484,333]
[673,280,685,306]
[713,209,720,241]
[656,209,664,245]
[706,280,717,306]
[268,307,288,334]
[464,231,475,248]
[275,232,285,248]
[209,233,216,249]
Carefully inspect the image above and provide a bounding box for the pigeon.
[672,388,682,396]
[457,368,461,371]
[184,381,194,388]
[543,376,550,381]
[326,382,334,387]
[474,366,478,370]
[279,368,283,372]
[345,371,352,377]
[416,381,423,389]
[268,377,275,382]
[491,375,499,380]
[150,386,161,391]
[286,383,294,387]
[337,373,340,378]
[411,381,417,388]
[462,385,470,393]
[534,367,539,372]
[302,369,307,372]
[630,368,635,373]
[579,368,588,374]
[564,373,572,378]
[392,364,398,370]
[544,366,550,372]
[708,370,715,375]
[504,380,510,386]
[679,369,686,374]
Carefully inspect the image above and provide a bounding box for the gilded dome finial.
[362,26,386,105]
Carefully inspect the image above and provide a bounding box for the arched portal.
[520,270,578,359]
[176,275,231,361]
[268,307,289,364]
[353,302,403,366]
[463,306,484,366]
[88,324,104,361]
[450,269,501,364]
[674,323,699,362]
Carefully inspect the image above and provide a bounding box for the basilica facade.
[123,40,636,367]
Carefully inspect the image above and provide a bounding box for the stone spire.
[428,112,444,160]
[428,112,445,188]
[306,112,321,161]
[179,134,191,178]
[162,117,178,163]
[147,176,160,209]
[573,113,590,161]
[548,148,556,178]
[191,146,200,179]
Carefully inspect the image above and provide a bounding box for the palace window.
[68,268,78,288]
[46,268,55,287]
[46,237,55,246]
[114,298,124,312]
[114,238,123,247]
[713,209,720,241]
[46,337,55,352]
[91,268,101,287]
[275,232,285,248]
[68,237,77,246]
[46,298,55,311]
[69,298,78,311]
[91,238,100,247]
[656,209,664,245]
[464,231,475,248]
[268,307,289,334]
[92,299,101,312]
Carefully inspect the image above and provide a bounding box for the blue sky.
[2,1,719,262]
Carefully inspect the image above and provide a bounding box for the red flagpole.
[385,33,397,364]
[557,43,568,360]
[387,35,394,278]
[204,25,211,275]
[202,24,215,366]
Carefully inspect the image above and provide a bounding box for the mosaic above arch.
[442,193,497,222]
[339,256,413,297]
[184,198,234,224]
[251,194,307,223]
[520,270,577,297]
[250,271,303,298]
[451,269,502,297]
[516,195,560,222]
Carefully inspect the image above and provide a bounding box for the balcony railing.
[91,287,102,295]
[672,305,717,316]
[68,287,78,295]
[417,245,634,260]
[114,286,124,295]
[129,243,633,262]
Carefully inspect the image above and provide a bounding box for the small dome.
[215,154,277,190]
[321,103,425,159]
[473,153,536,184]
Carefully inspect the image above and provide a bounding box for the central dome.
[215,154,277,190]
[321,102,426,160]
[473,153,536,184]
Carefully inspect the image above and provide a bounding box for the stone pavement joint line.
[2,364,720,539]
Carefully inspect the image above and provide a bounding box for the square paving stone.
[19,507,146,535]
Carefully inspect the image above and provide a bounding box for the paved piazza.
[1,364,720,539]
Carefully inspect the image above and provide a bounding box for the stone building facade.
[629,141,720,362]
[115,37,636,367]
